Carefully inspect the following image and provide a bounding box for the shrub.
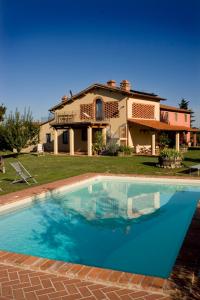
[92,131,104,155]
[118,145,132,155]
[159,148,183,159]
[105,141,119,156]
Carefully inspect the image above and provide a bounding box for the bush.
[118,145,132,155]
[92,131,104,155]
[105,141,119,156]
[159,148,183,159]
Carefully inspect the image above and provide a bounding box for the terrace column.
[151,132,156,156]
[53,128,58,155]
[69,128,74,156]
[87,126,92,156]
[193,133,197,146]
[102,127,107,145]
[175,132,180,152]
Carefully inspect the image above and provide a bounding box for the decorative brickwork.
[132,103,155,119]
[104,101,119,118]
[80,104,94,120]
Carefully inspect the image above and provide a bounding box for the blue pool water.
[0,178,199,278]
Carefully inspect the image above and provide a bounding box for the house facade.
[40,80,197,155]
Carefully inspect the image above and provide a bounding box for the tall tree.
[1,109,39,153]
[179,98,189,109]
[178,98,195,127]
[0,104,6,122]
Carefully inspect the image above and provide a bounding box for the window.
[46,133,51,143]
[175,112,178,122]
[184,114,188,122]
[165,112,169,122]
[81,128,87,141]
[63,131,68,144]
[95,99,103,120]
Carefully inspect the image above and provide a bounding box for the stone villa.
[39,80,198,155]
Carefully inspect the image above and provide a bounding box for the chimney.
[107,80,116,88]
[120,80,131,92]
[61,95,68,103]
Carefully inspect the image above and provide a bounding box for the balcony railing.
[51,111,109,125]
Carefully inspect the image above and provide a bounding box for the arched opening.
[95,99,103,120]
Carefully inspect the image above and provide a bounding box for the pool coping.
[0,173,199,295]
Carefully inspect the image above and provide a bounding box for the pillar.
[175,132,180,152]
[69,128,74,155]
[102,127,107,145]
[87,126,92,156]
[193,133,197,146]
[151,132,156,156]
[53,129,58,155]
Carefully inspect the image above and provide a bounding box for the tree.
[178,98,195,127]
[179,98,189,109]
[1,109,39,153]
[0,104,6,122]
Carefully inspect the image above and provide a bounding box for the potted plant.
[158,148,183,168]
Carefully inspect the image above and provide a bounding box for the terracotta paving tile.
[130,274,145,286]
[76,266,92,278]
[144,294,165,300]
[1,286,13,298]
[8,272,19,281]
[12,288,25,300]
[87,283,105,290]
[130,291,150,298]
[37,296,49,300]
[65,284,79,295]
[48,290,68,298]
[36,287,56,296]
[60,293,81,300]
[86,267,103,281]
[52,281,66,291]
[108,270,123,283]
[96,269,112,281]
[106,291,121,300]
[78,286,92,297]
[90,288,105,299]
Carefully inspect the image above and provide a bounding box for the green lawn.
[0,150,200,195]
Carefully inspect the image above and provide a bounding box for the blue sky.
[0,0,200,126]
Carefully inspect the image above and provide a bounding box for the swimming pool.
[0,176,199,279]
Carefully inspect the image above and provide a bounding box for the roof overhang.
[128,119,199,132]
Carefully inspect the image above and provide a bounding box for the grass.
[0,150,200,195]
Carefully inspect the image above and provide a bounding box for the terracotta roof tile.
[128,118,198,131]
[160,104,191,113]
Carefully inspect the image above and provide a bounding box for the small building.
[39,80,198,155]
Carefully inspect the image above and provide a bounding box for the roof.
[160,104,191,113]
[49,83,166,112]
[39,118,55,126]
[128,118,198,132]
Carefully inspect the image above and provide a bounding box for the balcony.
[51,111,110,126]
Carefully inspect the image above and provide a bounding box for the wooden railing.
[51,111,109,124]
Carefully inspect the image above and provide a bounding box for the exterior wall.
[39,121,54,152]
[54,88,128,145]
[160,110,191,142]
[128,125,153,149]
[160,110,190,127]
[127,98,160,121]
